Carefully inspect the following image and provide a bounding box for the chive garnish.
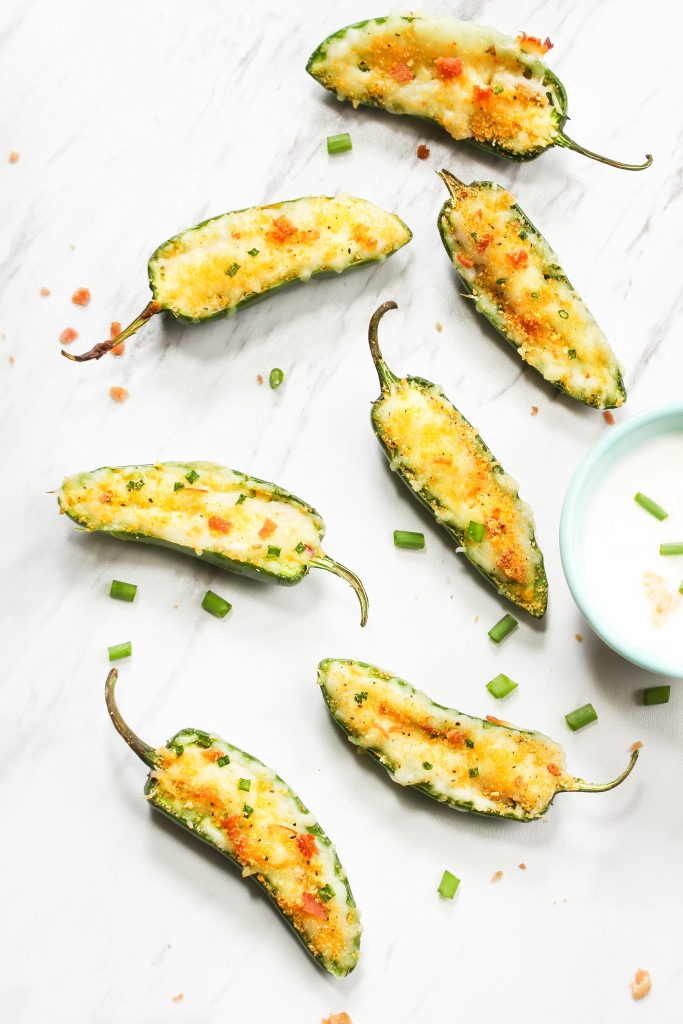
[496,277,506,285]
[493,84,504,94]
[634,492,668,520]
[568,348,577,359]
[487,673,517,699]
[269,367,284,389]
[226,263,240,277]
[217,754,231,767]
[558,309,569,319]
[318,884,335,902]
[126,479,144,491]
[248,248,259,257]
[519,230,528,240]
[110,579,137,602]
[108,640,132,661]
[327,132,352,154]
[488,613,518,643]
[172,744,184,757]
[565,703,598,731]
[238,778,251,792]
[423,761,433,770]
[354,691,368,705]
[236,493,247,505]
[464,738,475,749]
[243,804,254,818]
[466,521,486,543]
[643,685,670,706]
[173,481,185,491]
[201,590,232,618]
[295,541,306,554]
[468,767,479,778]
[185,469,199,484]
[437,869,460,900]
[394,529,425,550]
[660,543,683,556]
[267,545,281,557]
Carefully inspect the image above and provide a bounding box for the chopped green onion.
[518,230,528,240]
[468,766,479,778]
[567,348,577,359]
[464,737,475,749]
[634,492,668,521]
[488,613,518,644]
[466,521,486,543]
[173,481,185,491]
[247,248,259,257]
[422,761,433,770]
[393,529,425,550]
[185,469,199,484]
[470,231,478,241]
[217,754,231,767]
[267,545,281,558]
[354,691,368,705]
[437,869,460,900]
[242,804,254,818]
[565,703,598,731]
[660,543,683,556]
[531,290,539,299]
[126,479,144,491]
[194,731,212,748]
[295,541,306,554]
[226,262,240,277]
[108,640,132,662]
[327,132,352,154]
[238,778,251,792]
[558,309,569,319]
[171,743,183,757]
[643,685,670,706]
[318,884,335,902]
[269,367,284,389]
[486,673,517,699]
[110,579,137,602]
[492,84,504,94]
[496,277,506,285]
[236,493,247,505]
[201,590,232,618]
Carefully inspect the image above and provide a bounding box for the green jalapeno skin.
[318,659,639,822]
[58,461,368,624]
[62,194,411,362]
[368,301,548,617]
[307,15,651,170]
[438,171,627,410]
[105,669,361,976]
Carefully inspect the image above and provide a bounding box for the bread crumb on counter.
[629,968,651,1001]
[322,1014,352,1024]
[40,286,51,297]
[435,321,443,332]
[575,632,583,642]
[603,411,615,425]
[531,405,539,416]
[518,863,526,870]
[72,287,91,306]
[257,374,263,384]
[416,143,430,159]
[8,151,19,163]
[59,327,79,344]
[171,992,184,1003]
[109,386,129,403]
[491,870,503,882]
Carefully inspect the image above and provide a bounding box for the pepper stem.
[368,301,400,390]
[562,747,639,794]
[62,301,160,362]
[105,668,157,766]
[554,131,652,171]
[438,168,466,198]
[309,556,369,627]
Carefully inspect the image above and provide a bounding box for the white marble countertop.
[3,0,682,1020]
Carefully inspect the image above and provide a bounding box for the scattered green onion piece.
[238,778,251,792]
[185,469,199,484]
[247,248,259,257]
[464,738,474,749]
[660,543,683,556]
[393,529,425,550]
[226,262,240,277]
[567,348,577,359]
[217,754,231,767]
[318,884,335,902]
[422,761,433,770]
[201,590,232,618]
[327,132,352,154]
[236,493,247,505]
[496,277,506,285]
[466,521,486,543]
[531,290,539,299]
[565,703,598,731]
[126,479,144,491]
[468,767,479,778]
[488,613,518,644]
[172,744,184,757]
[643,685,670,706]
[267,545,281,558]
[173,481,185,492]
[486,673,517,699]
[243,804,254,818]
[269,367,284,389]
[193,732,212,748]
[518,230,528,240]
[493,84,504,94]
[295,541,306,554]
[558,309,569,319]
[437,869,460,900]
[354,691,368,705]
[108,640,132,662]
[634,492,668,521]
[110,579,137,603]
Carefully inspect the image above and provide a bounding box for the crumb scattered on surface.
[491,870,503,882]
[643,570,680,627]
[603,410,615,425]
[531,405,539,416]
[631,740,643,752]
[40,286,51,297]
[630,968,651,1001]
[473,615,479,622]
[59,326,78,344]
[518,863,526,870]
[8,151,19,163]
[575,632,583,642]
[322,1015,352,1024]
[8,355,14,365]
[435,321,443,332]
[257,374,263,384]
[171,993,184,1003]
[109,386,129,403]
[69,244,76,251]
[416,143,430,159]
[110,321,124,355]
[72,287,91,306]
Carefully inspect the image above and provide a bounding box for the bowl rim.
[560,401,683,678]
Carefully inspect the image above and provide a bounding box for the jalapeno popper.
[63,195,412,362]
[58,461,368,624]
[438,171,626,410]
[106,669,361,975]
[369,301,547,616]
[318,659,639,822]
[307,15,651,170]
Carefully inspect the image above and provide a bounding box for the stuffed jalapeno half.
[307,15,651,170]
[63,194,412,362]
[58,461,368,624]
[368,301,547,616]
[318,659,639,822]
[106,669,361,975]
[438,171,626,410]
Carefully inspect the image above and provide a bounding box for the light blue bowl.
[560,402,683,678]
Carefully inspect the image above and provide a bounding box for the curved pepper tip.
[555,131,653,171]
[105,667,157,766]
[310,555,369,626]
[63,302,159,363]
[368,300,400,389]
[567,745,640,794]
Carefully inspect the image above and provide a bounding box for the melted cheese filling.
[373,380,541,605]
[150,738,360,972]
[309,16,560,154]
[442,183,624,408]
[150,195,411,318]
[321,660,572,820]
[58,462,323,577]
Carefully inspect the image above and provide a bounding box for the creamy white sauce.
[580,432,683,669]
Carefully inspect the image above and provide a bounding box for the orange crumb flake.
[630,968,651,1001]
[575,632,583,642]
[171,992,184,1003]
[530,405,539,416]
[8,151,19,163]
[259,517,277,539]
[603,411,615,425]
[507,249,529,268]
[546,762,562,777]
[208,515,231,534]
[434,56,463,80]
[457,252,474,268]
[518,863,527,870]
[40,286,51,297]
[416,143,430,160]
[266,215,297,244]
[473,85,492,103]
[516,33,553,55]
[72,287,91,306]
[491,870,503,882]
[631,740,643,752]
[257,374,263,384]
[59,326,78,344]
[109,386,129,403]
[322,1015,352,1024]
[388,61,413,84]
[435,322,443,332]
